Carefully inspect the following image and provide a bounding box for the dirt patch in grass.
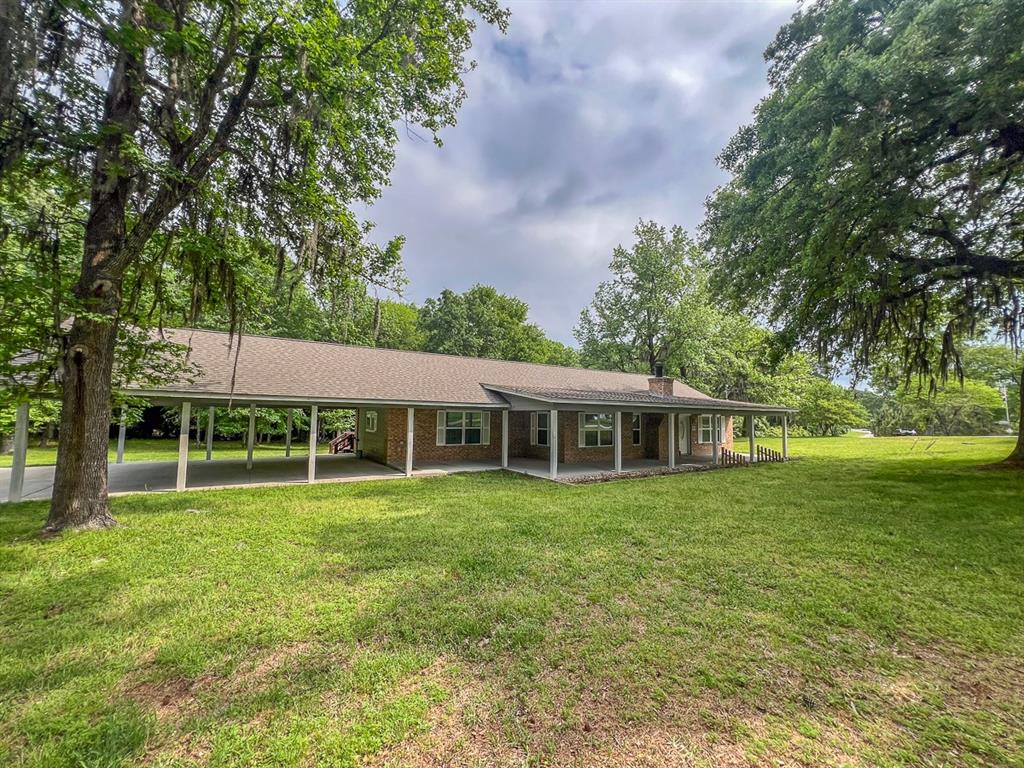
[365,635,1024,767]
[228,640,316,693]
[366,677,849,768]
[123,641,317,725]
[123,675,212,721]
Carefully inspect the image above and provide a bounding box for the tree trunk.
[1007,363,1024,465]
[39,422,54,448]
[46,312,120,531]
[44,0,143,532]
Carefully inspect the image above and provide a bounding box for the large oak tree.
[0,0,507,531]
[703,0,1024,463]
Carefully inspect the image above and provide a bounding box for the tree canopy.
[703,0,1024,462]
[419,284,576,365]
[1,0,508,530]
[575,220,712,376]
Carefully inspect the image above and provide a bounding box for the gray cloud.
[364,0,798,344]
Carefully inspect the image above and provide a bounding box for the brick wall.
[656,413,735,460]
[363,405,736,469]
[687,414,735,457]
[378,407,504,469]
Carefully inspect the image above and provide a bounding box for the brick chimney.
[648,362,675,397]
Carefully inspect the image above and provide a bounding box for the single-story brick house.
[113,328,793,488]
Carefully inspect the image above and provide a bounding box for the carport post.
[501,410,509,468]
[116,405,127,464]
[206,406,215,461]
[405,407,414,477]
[308,405,318,482]
[246,404,256,469]
[284,408,293,457]
[7,402,29,503]
[748,414,756,463]
[549,409,558,480]
[613,410,623,472]
[711,415,720,465]
[667,412,676,469]
[782,414,789,459]
[176,401,191,491]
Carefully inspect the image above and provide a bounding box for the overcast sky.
[365,0,799,345]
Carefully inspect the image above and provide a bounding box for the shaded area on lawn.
[0,437,1022,767]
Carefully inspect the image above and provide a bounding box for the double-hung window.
[632,414,642,446]
[436,410,489,445]
[530,412,549,446]
[578,413,614,447]
[699,415,726,444]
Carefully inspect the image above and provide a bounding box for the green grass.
[0,439,317,468]
[1,437,1022,767]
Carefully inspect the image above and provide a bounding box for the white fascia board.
[119,388,510,410]
[481,385,794,414]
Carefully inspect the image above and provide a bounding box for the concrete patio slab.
[0,454,407,502]
[1,453,737,503]
[505,457,712,481]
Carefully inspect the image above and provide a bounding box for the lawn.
[0,439,316,468]
[1,437,1022,767]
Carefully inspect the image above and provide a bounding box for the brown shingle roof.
[129,328,787,412]
[481,385,790,412]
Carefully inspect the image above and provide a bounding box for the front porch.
[5,396,793,502]
[505,456,714,482]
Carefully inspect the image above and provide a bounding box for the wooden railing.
[720,446,785,465]
[757,445,784,463]
[328,431,355,455]
[720,448,749,466]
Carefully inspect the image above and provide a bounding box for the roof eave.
[118,387,511,410]
[480,385,795,413]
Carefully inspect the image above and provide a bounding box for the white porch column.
[782,414,789,459]
[246,404,256,470]
[711,414,720,465]
[405,407,415,477]
[667,412,676,469]
[308,405,318,482]
[116,405,127,464]
[176,401,191,492]
[501,410,509,468]
[549,409,558,480]
[284,408,293,457]
[748,414,757,463]
[613,410,623,472]
[7,402,29,503]
[205,406,215,461]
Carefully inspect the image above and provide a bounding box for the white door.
[677,414,689,455]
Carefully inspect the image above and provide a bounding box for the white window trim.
[698,414,727,444]
[578,412,614,448]
[365,411,378,433]
[530,411,549,447]
[436,410,490,446]
[631,413,642,446]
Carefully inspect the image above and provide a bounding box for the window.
[530,412,549,446]
[365,411,378,433]
[632,414,642,446]
[578,412,614,447]
[436,410,489,446]
[699,415,726,444]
